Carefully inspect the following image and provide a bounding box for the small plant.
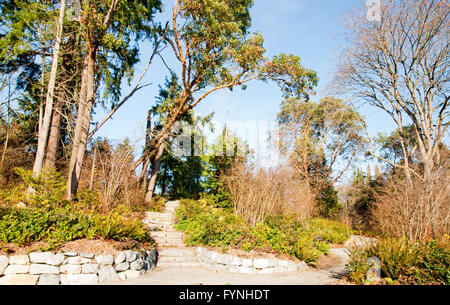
[14,167,66,207]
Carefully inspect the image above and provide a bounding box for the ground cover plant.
[175,199,352,264]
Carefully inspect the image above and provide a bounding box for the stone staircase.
[142,200,201,268]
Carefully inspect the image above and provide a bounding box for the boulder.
[95,254,114,266]
[0,274,38,285]
[29,264,59,275]
[60,274,98,285]
[38,274,60,285]
[253,258,269,269]
[0,255,8,275]
[8,255,29,265]
[4,264,30,274]
[98,266,119,283]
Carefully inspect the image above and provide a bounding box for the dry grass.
[223,163,316,226]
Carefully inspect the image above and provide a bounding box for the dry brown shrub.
[223,163,316,226]
[372,167,450,241]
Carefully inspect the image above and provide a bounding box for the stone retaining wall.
[0,248,157,285]
[196,247,308,274]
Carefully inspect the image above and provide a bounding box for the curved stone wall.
[0,248,157,285]
[196,247,308,274]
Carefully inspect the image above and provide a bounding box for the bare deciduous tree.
[334,0,449,183]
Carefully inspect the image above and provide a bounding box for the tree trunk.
[89,145,97,190]
[31,0,66,177]
[138,110,152,186]
[145,141,166,203]
[43,95,63,169]
[65,46,96,200]
[44,31,77,169]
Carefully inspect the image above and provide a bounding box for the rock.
[297,262,308,271]
[115,262,130,272]
[147,259,156,270]
[223,265,240,273]
[98,266,119,283]
[267,259,278,267]
[29,252,64,266]
[17,202,26,209]
[278,260,289,268]
[0,255,8,275]
[149,249,157,261]
[286,261,298,272]
[38,274,60,285]
[215,254,233,265]
[60,274,99,285]
[0,274,38,285]
[130,259,144,271]
[67,256,92,265]
[95,254,114,266]
[241,258,253,267]
[59,264,82,274]
[80,253,95,259]
[9,255,29,265]
[230,256,243,266]
[29,264,59,275]
[345,235,378,249]
[206,251,218,260]
[253,258,269,269]
[237,266,257,274]
[29,252,53,264]
[48,254,65,266]
[63,252,78,257]
[125,251,138,262]
[114,252,127,265]
[82,264,99,274]
[124,270,140,279]
[118,272,127,281]
[4,264,30,274]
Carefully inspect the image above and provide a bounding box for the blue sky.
[92,0,396,167]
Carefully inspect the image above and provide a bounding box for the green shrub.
[175,199,352,264]
[0,205,153,249]
[346,238,450,285]
[14,167,67,208]
[306,218,353,244]
[175,199,247,247]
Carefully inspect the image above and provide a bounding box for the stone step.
[156,261,201,268]
[158,256,199,263]
[164,207,177,213]
[165,201,180,207]
[151,231,185,238]
[145,212,174,219]
[153,237,184,244]
[157,248,197,257]
[157,242,186,248]
[144,220,174,226]
[147,227,174,232]
[144,220,174,227]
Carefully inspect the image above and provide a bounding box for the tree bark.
[145,141,166,203]
[43,94,63,169]
[31,0,66,177]
[65,46,96,200]
[138,110,152,186]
